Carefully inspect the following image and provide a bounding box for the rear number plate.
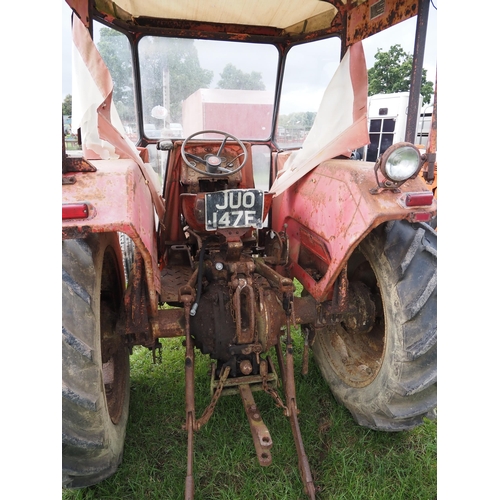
[205,189,264,231]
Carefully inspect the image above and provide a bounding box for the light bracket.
[370,142,423,195]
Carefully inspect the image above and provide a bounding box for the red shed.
[182,89,274,140]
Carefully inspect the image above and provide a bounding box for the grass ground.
[62,323,436,500]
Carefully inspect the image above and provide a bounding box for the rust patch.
[346,0,418,46]
[116,252,155,348]
[62,225,92,239]
[63,156,96,174]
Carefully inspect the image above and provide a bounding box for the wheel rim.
[318,248,386,388]
[100,246,128,424]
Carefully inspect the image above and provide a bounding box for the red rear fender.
[272,158,436,301]
[62,158,161,295]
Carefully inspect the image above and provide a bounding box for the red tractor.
[62,1,436,498]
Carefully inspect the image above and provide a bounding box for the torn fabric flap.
[71,15,165,220]
[270,42,369,196]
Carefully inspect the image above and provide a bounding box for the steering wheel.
[181,130,248,178]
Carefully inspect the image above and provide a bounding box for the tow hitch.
[181,287,317,499]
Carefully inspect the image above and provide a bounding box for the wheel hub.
[342,281,377,335]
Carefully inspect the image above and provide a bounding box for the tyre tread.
[62,381,98,411]
[403,320,436,360]
[397,227,425,275]
[62,325,93,361]
[379,384,437,419]
[62,235,129,489]
[313,220,437,431]
[389,348,437,396]
[62,428,104,449]
[403,269,436,321]
[62,268,92,306]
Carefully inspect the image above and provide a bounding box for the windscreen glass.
[138,37,278,140]
[93,21,138,142]
[277,37,341,149]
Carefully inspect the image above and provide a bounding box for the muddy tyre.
[62,234,130,488]
[312,220,437,431]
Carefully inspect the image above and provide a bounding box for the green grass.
[63,284,436,500]
[62,335,436,499]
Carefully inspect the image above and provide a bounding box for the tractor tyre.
[62,233,130,488]
[312,220,437,431]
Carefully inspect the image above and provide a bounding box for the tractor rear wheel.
[312,220,437,431]
[62,233,130,487]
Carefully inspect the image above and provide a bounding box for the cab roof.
[68,0,420,46]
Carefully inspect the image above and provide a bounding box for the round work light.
[380,143,422,183]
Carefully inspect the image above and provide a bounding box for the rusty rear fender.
[272,158,436,302]
[62,158,162,340]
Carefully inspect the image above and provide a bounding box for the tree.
[278,111,316,131]
[97,29,213,124]
[62,94,72,116]
[143,38,213,122]
[97,28,136,123]
[217,64,265,91]
[368,44,434,105]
